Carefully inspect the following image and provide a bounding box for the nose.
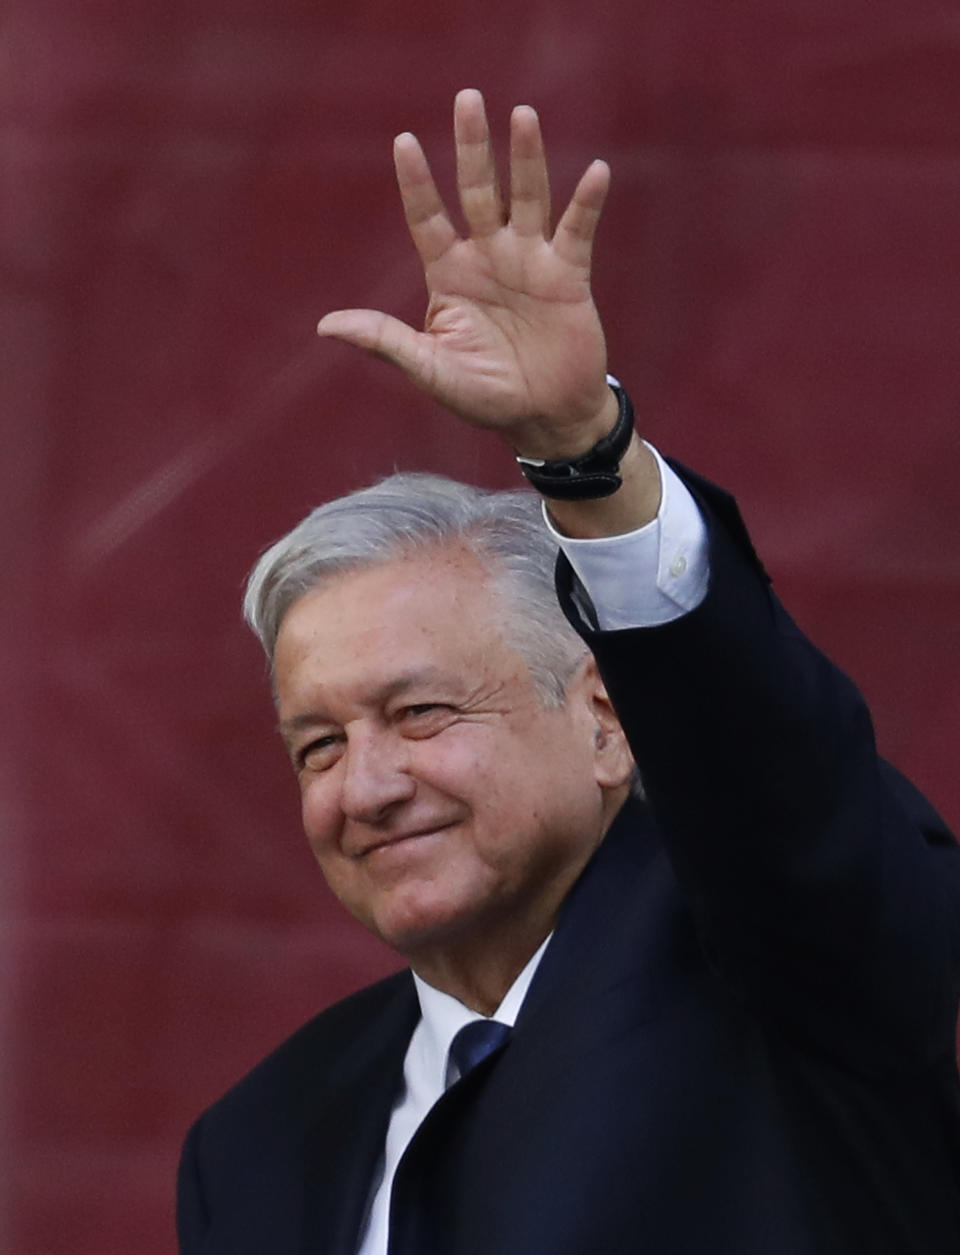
[339,727,416,824]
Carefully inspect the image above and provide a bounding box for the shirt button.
[669,554,687,578]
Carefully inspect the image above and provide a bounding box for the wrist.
[510,390,620,463]
[514,381,634,501]
[545,435,661,539]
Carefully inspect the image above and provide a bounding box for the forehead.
[285,545,502,639]
[273,546,519,704]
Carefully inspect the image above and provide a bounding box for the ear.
[569,655,635,791]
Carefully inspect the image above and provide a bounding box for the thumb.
[317,308,429,378]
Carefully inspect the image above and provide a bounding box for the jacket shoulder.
[200,968,415,1136]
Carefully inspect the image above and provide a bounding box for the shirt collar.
[411,933,552,1090]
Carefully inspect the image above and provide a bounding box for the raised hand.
[317,88,618,459]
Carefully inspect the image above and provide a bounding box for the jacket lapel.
[299,974,420,1255]
[518,796,683,1030]
[387,801,699,1255]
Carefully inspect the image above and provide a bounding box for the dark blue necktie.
[448,1018,511,1080]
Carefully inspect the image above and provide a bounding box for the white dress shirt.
[356,937,551,1255]
[355,446,709,1255]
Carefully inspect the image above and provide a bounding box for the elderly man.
[177,91,960,1254]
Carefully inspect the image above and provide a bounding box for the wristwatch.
[515,376,635,501]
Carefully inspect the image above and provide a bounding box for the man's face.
[273,544,630,962]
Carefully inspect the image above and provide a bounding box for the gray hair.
[243,472,590,705]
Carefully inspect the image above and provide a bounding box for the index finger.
[394,131,460,268]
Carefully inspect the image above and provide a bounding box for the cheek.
[416,736,540,839]
[408,735,483,795]
[299,780,341,859]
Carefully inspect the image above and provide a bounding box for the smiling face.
[273,543,632,970]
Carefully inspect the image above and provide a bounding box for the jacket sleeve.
[557,463,960,1074]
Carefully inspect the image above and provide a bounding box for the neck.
[409,916,551,1016]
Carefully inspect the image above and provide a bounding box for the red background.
[4,2,959,1251]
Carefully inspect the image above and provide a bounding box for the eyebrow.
[276,666,456,739]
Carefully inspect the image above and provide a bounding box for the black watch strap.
[515,379,635,501]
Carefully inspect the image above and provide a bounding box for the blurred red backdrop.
[3,2,959,1251]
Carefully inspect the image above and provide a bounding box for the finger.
[509,104,551,238]
[454,87,505,236]
[317,308,433,381]
[552,159,611,271]
[394,131,459,268]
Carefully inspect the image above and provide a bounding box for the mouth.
[356,821,457,859]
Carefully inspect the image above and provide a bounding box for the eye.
[297,734,344,772]
[398,703,455,737]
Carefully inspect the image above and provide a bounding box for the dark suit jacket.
[178,471,960,1254]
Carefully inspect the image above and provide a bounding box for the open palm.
[318,90,615,459]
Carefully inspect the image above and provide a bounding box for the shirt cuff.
[543,443,710,630]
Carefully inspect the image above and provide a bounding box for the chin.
[365,887,495,959]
